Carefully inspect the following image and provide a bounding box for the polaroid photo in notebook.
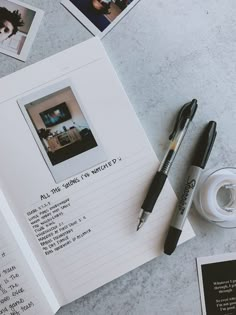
[17,79,106,183]
[197,253,236,315]
[61,0,140,37]
[0,0,43,61]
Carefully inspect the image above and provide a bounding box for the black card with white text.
[197,253,236,315]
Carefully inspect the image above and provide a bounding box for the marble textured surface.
[1,0,236,314]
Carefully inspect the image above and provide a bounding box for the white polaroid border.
[197,253,236,315]
[17,79,107,183]
[61,0,140,37]
[0,0,44,61]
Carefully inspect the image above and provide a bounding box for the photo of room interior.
[25,86,98,166]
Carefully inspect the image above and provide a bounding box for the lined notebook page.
[0,37,195,307]
[0,206,53,315]
[25,147,194,303]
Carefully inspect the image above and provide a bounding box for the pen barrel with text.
[164,121,217,254]
[164,166,202,255]
[171,166,202,229]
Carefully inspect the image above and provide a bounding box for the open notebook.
[0,37,195,314]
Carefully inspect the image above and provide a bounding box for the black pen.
[137,99,198,231]
[164,121,217,255]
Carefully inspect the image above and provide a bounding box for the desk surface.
[1,1,236,314]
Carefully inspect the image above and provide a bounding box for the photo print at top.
[61,0,140,36]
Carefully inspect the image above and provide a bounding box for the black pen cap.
[164,226,182,255]
[192,121,217,169]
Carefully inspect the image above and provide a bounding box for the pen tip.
[137,220,144,231]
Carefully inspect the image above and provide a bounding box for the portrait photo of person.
[61,0,140,36]
[0,0,43,61]
[0,6,24,42]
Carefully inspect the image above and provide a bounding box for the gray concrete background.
[1,0,236,314]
